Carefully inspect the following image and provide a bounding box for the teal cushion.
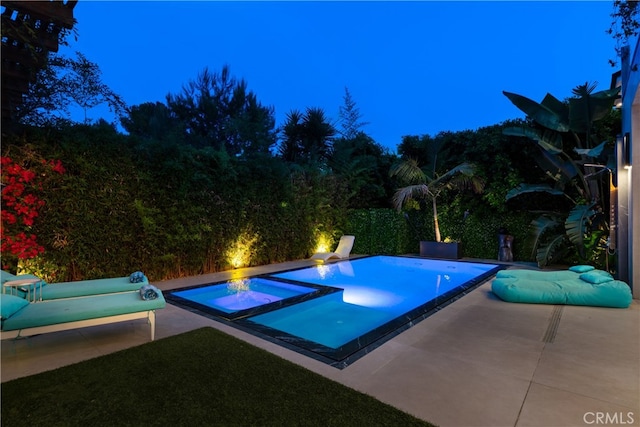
[565,280,632,308]
[491,278,567,305]
[492,276,632,308]
[569,265,595,273]
[0,294,29,320]
[2,291,166,331]
[496,269,577,281]
[0,270,17,284]
[580,272,614,284]
[40,277,145,300]
[590,269,613,277]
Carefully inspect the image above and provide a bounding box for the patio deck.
[2,259,639,427]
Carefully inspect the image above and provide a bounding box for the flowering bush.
[1,156,65,269]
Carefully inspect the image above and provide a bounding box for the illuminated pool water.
[172,277,318,311]
[168,277,331,320]
[166,255,502,368]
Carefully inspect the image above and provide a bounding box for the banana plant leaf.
[540,93,570,125]
[506,183,565,201]
[502,126,563,154]
[503,91,570,132]
[592,87,621,98]
[569,93,619,133]
[574,141,606,158]
[565,203,596,257]
[525,214,560,260]
[536,234,570,267]
[536,149,579,184]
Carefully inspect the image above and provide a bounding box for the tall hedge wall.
[3,124,536,283]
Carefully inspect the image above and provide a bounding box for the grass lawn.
[2,327,435,426]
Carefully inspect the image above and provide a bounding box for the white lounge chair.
[310,235,355,262]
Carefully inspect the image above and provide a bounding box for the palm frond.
[392,184,429,211]
[389,158,426,184]
[571,81,598,97]
[432,162,474,186]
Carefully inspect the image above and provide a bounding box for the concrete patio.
[2,260,639,427]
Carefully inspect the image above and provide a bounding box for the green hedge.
[346,207,533,261]
[346,209,414,255]
[3,124,539,283]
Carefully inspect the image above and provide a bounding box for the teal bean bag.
[492,268,632,308]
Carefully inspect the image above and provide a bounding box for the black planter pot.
[419,241,461,259]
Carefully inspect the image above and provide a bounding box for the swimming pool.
[166,255,502,368]
[168,277,337,320]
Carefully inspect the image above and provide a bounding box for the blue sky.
[61,1,619,153]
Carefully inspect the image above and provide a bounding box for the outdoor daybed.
[1,289,165,341]
[491,265,632,308]
[1,270,149,302]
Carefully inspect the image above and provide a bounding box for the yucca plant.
[502,82,620,267]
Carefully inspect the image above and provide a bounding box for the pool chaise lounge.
[1,290,166,341]
[311,235,355,262]
[492,265,632,308]
[1,270,148,301]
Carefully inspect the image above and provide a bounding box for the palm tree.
[300,107,336,165]
[278,107,336,166]
[278,110,304,162]
[390,138,484,243]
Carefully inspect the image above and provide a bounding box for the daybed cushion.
[496,269,579,281]
[579,271,615,284]
[39,276,148,300]
[568,265,595,273]
[1,291,166,331]
[491,276,632,308]
[2,270,150,301]
[495,268,612,282]
[0,294,29,320]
